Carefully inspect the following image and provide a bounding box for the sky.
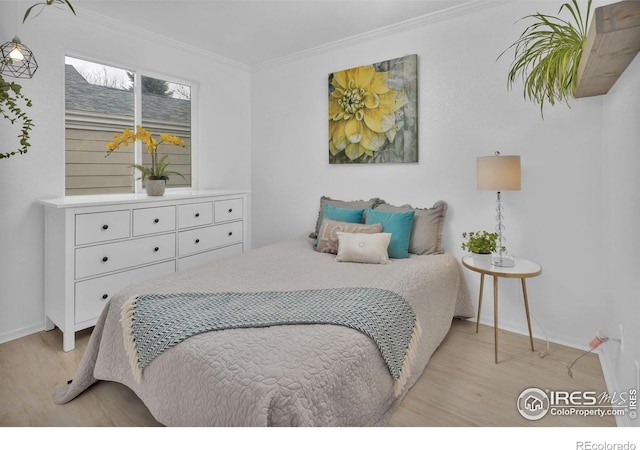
[65,55,190,100]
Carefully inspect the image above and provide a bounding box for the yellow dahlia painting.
[329,54,417,164]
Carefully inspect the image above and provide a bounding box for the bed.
[54,199,473,427]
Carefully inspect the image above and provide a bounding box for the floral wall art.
[328,54,418,164]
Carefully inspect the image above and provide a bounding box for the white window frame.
[64,53,198,195]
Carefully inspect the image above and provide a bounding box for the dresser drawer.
[178,202,213,229]
[74,260,175,324]
[75,210,130,245]
[133,206,176,236]
[178,221,243,257]
[214,198,243,223]
[75,233,176,279]
[178,243,243,271]
[41,190,249,352]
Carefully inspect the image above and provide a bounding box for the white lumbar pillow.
[335,232,391,264]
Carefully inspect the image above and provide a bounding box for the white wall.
[251,1,607,351]
[601,53,640,427]
[0,3,251,343]
[2,1,635,424]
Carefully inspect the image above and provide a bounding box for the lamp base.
[492,255,515,268]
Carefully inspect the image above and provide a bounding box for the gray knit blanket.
[121,287,422,393]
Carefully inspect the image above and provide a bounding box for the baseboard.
[476,316,591,351]
[0,323,43,346]
[476,317,628,427]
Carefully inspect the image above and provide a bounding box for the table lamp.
[477,151,521,267]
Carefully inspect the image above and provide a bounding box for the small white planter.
[146,179,166,196]
[469,252,492,265]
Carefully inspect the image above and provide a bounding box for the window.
[65,57,192,195]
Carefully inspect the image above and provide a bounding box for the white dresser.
[38,190,251,351]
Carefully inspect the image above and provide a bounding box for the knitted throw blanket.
[121,287,422,395]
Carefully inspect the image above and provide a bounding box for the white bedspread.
[54,236,473,426]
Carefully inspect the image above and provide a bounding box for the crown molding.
[75,7,252,73]
[252,0,509,72]
[74,1,508,73]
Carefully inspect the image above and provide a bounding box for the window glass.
[140,75,191,189]
[65,57,134,195]
[64,57,192,195]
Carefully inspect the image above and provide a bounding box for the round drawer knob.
[195,239,200,244]
[195,213,200,218]
[102,224,109,230]
[228,208,233,213]
[228,232,233,236]
[102,294,108,300]
[102,256,108,262]
[154,218,159,223]
[154,247,159,252]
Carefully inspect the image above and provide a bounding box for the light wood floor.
[0,319,615,427]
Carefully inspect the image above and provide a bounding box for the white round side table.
[461,254,542,364]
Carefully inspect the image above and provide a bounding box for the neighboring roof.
[64,65,191,123]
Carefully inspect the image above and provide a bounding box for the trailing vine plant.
[0,72,34,159]
[499,0,592,117]
[0,0,75,159]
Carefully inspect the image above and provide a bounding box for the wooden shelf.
[575,1,640,98]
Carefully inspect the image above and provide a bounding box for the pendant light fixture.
[0,37,38,79]
[0,1,38,79]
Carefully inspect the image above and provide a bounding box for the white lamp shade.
[477,155,521,191]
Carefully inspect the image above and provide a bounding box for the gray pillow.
[374,201,448,255]
[310,196,385,239]
[316,219,383,254]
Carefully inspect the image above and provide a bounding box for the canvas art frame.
[328,54,418,164]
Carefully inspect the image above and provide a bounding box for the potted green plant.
[461,231,504,255]
[499,0,592,117]
[106,125,185,196]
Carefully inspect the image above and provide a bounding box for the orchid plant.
[106,125,186,181]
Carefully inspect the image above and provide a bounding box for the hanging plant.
[0,0,75,159]
[499,0,592,117]
[23,0,76,22]
[0,73,34,159]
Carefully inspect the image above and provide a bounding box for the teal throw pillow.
[364,208,415,259]
[322,204,364,224]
